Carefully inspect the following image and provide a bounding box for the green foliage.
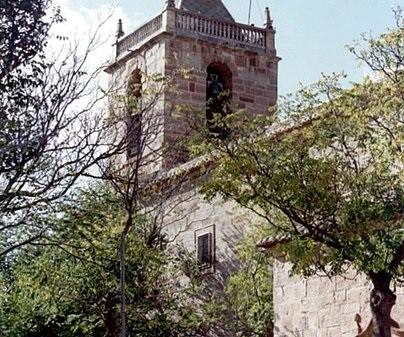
[0,0,113,257]
[206,225,273,337]
[197,11,404,287]
[0,183,208,337]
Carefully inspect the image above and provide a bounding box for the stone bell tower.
[106,3,281,327]
[105,0,280,170]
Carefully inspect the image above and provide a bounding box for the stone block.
[326,326,341,337]
[342,302,361,314]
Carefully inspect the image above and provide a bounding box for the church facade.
[105,1,403,336]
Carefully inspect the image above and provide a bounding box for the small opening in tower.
[126,68,142,158]
[206,62,232,139]
[197,232,213,270]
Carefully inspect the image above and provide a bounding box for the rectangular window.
[197,233,213,270]
[126,114,141,158]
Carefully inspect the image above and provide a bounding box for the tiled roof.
[175,0,235,22]
[257,234,292,250]
[257,225,311,250]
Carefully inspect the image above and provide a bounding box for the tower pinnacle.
[265,7,273,29]
[166,0,175,8]
[116,19,124,39]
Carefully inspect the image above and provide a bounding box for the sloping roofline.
[175,0,235,22]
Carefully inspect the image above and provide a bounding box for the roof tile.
[175,0,234,22]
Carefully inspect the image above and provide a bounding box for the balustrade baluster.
[117,11,268,58]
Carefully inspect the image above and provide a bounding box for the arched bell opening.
[126,68,142,158]
[206,62,232,139]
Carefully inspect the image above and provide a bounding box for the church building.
[105,1,403,336]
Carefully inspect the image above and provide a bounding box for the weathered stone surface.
[273,261,404,337]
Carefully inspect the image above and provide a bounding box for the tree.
[196,9,403,337]
[103,64,192,337]
[206,225,274,337]
[0,0,118,256]
[1,183,209,337]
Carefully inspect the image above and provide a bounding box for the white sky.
[49,0,400,94]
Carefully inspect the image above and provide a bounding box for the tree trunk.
[370,273,396,337]
[120,215,132,337]
[104,295,119,337]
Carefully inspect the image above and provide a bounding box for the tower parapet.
[107,2,276,68]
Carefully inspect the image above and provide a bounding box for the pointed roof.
[175,0,235,22]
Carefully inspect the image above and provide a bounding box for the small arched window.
[206,62,232,139]
[126,68,142,158]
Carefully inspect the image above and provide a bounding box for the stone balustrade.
[117,14,163,57]
[175,11,267,50]
[115,9,270,59]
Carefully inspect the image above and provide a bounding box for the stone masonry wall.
[163,36,279,167]
[273,260,404,337]
[165,36,278,111]
[108,39,168,173]
[164,35,278,125]
[159,186,256,285]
